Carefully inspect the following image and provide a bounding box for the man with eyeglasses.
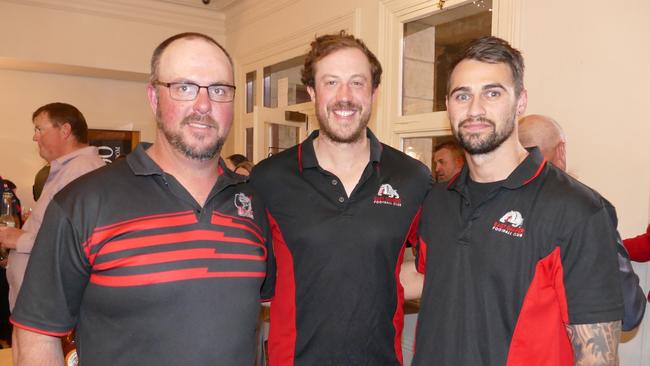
[0,103,104,313]
[11,33,273,366]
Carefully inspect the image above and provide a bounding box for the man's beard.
[316,100,370,144]
[456,112,516,155]
[157,110,224,161]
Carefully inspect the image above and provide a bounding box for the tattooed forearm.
[566,321,621,366]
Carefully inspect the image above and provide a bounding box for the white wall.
[0,68,154,211]
[520,1,650,364]
[0,0,227,211]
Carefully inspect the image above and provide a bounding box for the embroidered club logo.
[234,193,254,219]
[492,210,525,237]
[373,183,402,207]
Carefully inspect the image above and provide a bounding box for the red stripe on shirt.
[90,268,265,287]
[88,230,266,265]
[506,246,573,365]
[83,211,198,257]
[266,211,297,366]
[92,248,265,271]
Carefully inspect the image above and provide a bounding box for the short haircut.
[434,141,464,159]
[447,36,525,97]
[301,30,382,90]
[150,32,233,83]
[32,102,89,143]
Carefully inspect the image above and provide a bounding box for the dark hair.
[150,32,233,82]
[32,103,89,143]
[301,30,382,90]
[227,154,248,166]
[448,36,525,97]
[434,141,464,159]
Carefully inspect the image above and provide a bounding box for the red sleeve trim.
[10,319,72,337]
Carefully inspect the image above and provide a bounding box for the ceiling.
[153,0,237,11]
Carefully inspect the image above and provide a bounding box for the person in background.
[519,113,646,330]
[433,141,465,183]
[11,32,273,366]
[0,176,14,348]
[234,160,254,176]
[225,153,248,171]
[251,31,431,365]
[0,103,105,311]
[518,114,566,171]
[404,36,622,365]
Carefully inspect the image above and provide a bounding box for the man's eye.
[455,94,470,101]
[486,90,501,98]
[174,84,194,94]
[210,87,227,96]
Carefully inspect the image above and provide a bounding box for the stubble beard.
[316,100,370,144]
[455,111,516,155]
[157,109,224,161]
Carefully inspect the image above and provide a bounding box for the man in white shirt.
[0,102,104,309]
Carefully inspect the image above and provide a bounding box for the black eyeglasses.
[153,81,236,102]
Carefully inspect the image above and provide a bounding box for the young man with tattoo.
[402,36,623,365]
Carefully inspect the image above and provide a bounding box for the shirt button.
[464,201,470,206]
[331,179,338,186]
[338,197,345,203]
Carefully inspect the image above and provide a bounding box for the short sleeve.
[562,206,623,325]
[11,200,91,335]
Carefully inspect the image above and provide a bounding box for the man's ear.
[147,84,159,115]
[555,141,567,171]
[516,88,528,116]
[307,86,316,102]
[60,122,72,139]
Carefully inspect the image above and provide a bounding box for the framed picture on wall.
[88,129,140,164]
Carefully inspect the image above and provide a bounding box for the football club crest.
[492,210,525,238]
[234,193,254,219]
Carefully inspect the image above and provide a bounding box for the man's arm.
[400,260,424,300]
[15,328,64,366]
[566,321,621,366]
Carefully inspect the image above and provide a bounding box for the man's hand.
[566,321,621,366]
[400,260,424,300]
[0,226,22,249]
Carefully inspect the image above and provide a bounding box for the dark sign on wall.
[88,129,140,164]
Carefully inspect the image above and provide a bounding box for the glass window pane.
[263,55,310,108]
[245,127,254,161]
[402,0,492,115]
[267,123,299,157]
[402,135,457,173]
[246,71,256,114]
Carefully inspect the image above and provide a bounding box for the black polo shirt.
[12,143,273,366]
[413,148,623,366]
[251,129,432,366]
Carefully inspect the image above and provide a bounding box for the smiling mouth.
[333,109,356,117]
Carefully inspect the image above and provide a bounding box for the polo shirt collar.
[449,147,546,193]
[298,129,383,171]
[127,143,162,176]
[127,142,247,185]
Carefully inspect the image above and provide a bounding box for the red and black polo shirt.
[251,129,432,366]
[11,143,273,366]
[413,148,623,366]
